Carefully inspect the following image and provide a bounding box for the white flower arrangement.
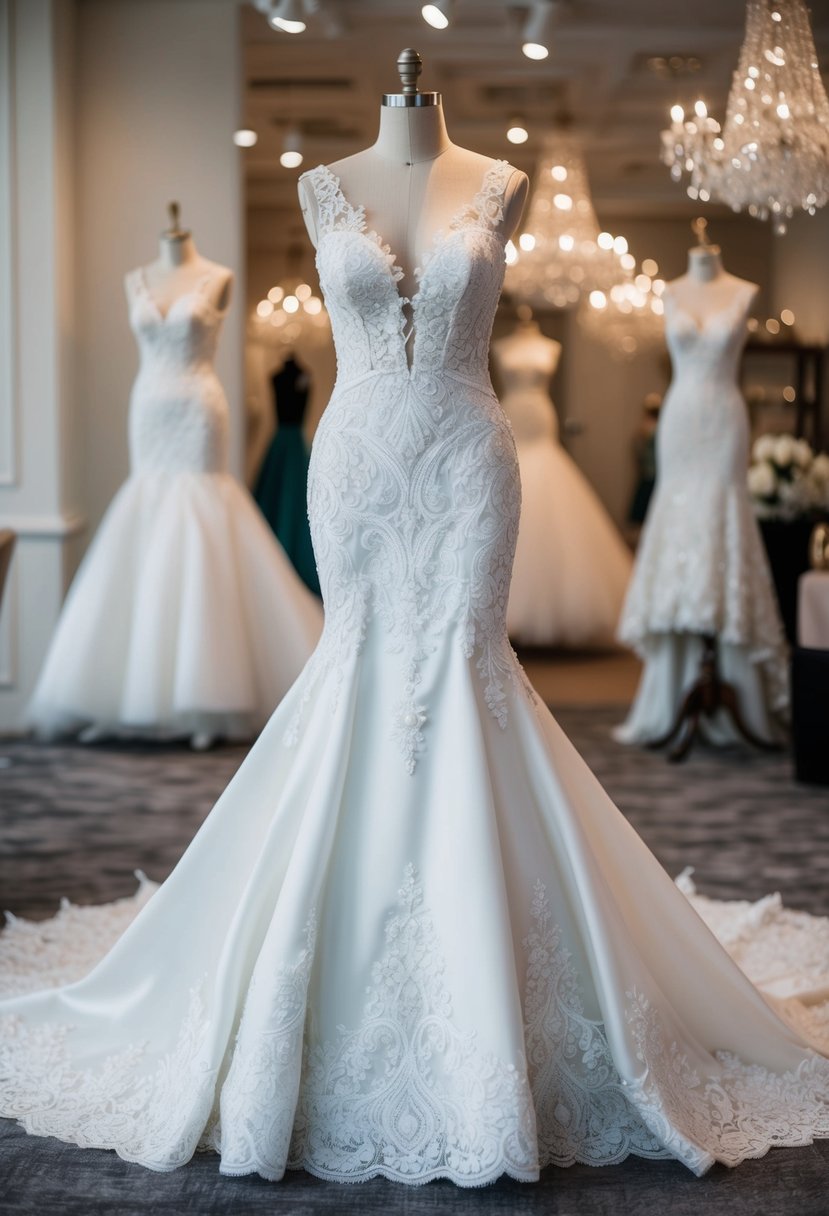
[748,433,829,521]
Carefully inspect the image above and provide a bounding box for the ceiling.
[241,0,829,254]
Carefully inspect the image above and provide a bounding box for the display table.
[798,570,829,650]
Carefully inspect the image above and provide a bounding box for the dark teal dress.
[254,357,321,595]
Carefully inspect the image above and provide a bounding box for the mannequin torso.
[298,105,528,302]
[493,320,562,379]
[127,233,233,316]
[665,246,758,324]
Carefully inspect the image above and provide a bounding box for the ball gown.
[1,162,826,1186]
[493,327,632,647]
[616,285,788,744]
[27,270,322,741]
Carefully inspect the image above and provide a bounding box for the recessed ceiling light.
[422,1,452,29]
[233,129,258,148]
[270,0,306,34]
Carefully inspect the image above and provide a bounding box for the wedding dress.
[616,286,788,744]
[1,162,827,1186]
[27,270,322,741]
[493,327,632,647]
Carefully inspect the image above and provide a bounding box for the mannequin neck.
[159,232,198,269]
[373,103,452,164]
[517,318,540,334]
[688,246,723,283]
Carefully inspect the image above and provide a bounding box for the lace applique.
[287,864,539,1185]
[287,160,531,771]
[0,984,216,1170]
[523,882,667,1167]
[204,914,317,1179]
[624,988,829,1174]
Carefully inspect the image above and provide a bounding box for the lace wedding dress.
[2,162,827,1186]
[616,285,788,744]
[493,329,631,647]
[27,270,322,741]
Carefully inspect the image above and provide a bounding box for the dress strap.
[300,165,366,237]
[449,160,516,236]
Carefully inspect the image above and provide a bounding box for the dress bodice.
[128,270,226,379]
[663,289,752,389]
[126,271,229,475]
[301,161,517,384]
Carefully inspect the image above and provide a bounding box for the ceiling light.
[522,0,560,61]
[422,1,452,29]
[270,0,306,34]
[233,129,258,148]
[507,119,529,144]
[280,128,304,169]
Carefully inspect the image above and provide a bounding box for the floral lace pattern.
[286,161,531,769]
[618,288,788,712]
[1,868,828,1181]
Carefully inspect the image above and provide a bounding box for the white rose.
[793,438,813,469]
[752,434,777,462]
[773,434,795,466]
[748,462,777,497]
[812,453,829,483]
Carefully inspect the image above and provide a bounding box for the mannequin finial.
[397,48,422,95]
[164,200,190,241]
[692,217,712,248]
[383,48,440,107]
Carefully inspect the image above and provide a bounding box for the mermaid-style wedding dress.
[1,161,828,1185]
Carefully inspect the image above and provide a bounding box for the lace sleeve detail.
[450,160,516,236]
[300,165,365,237]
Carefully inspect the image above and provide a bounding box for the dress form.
[127,204,233,315]
[298,59,528,305]
[666,243,758,322]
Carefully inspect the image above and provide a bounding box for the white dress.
[494,327,632,647]
[27,270,322,741]
[616,286,788,744]
[1,163,827,1186]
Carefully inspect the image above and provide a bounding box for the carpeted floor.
[0,705,828,1214]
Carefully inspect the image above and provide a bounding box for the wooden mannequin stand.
[646,633,783,763]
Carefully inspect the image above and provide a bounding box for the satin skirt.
[2,623,828,1185]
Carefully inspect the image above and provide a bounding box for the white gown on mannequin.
[27,271,322,741]
[616,286,787,744]
[1,162,827,1186]
[494,327,632,647]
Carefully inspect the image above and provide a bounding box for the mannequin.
[493,308,632,647]
[298,50,528,327]
[666,218,758,322]
[28,202,322,749]
[129,202,233,317]
[616,220,787,754]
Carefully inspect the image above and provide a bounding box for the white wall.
[0,0,244,732]
[75,0,245,539]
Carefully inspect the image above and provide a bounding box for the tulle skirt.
[28,470,322,740]
[507,439,632,647]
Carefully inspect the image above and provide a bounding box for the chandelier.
[252,277,330,350]
[504,138,628,309]
[578,260,667,360]
[662,0,829,234]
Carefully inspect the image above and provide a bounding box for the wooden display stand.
[646,633,782,763]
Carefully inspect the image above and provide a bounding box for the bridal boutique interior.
[2,1,829,1214]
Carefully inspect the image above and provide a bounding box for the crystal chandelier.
[504,138,628,309]
[662,0,829,234]
[252,277,329,350]
[579,261,667,360]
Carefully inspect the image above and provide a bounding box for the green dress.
[254,357,320,595]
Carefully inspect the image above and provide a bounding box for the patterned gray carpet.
[0,707,827,1214]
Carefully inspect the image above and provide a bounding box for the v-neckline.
[315,160,508,309]
[666,287,751,335]
[137,267,213,324]
[314,160,509,370]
